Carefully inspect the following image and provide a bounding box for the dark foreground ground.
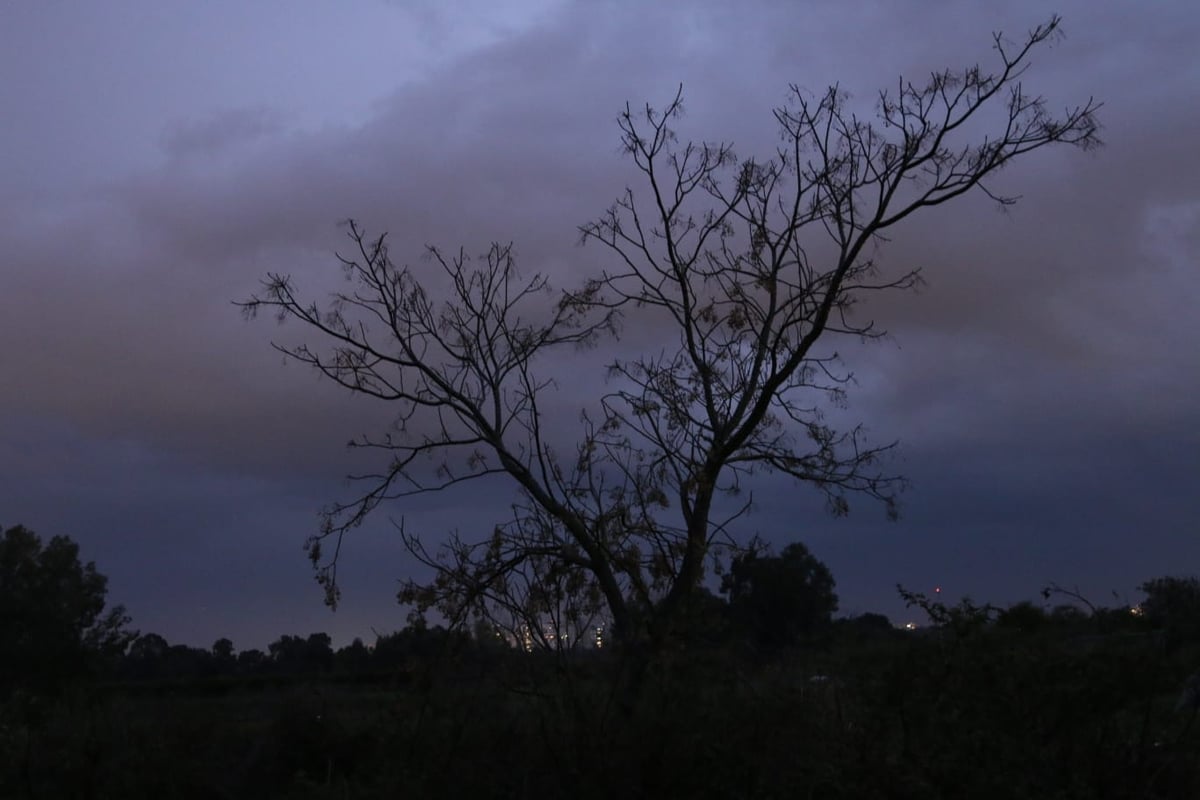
[4,619,1200,799]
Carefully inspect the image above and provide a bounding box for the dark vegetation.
[5,523,1200,798]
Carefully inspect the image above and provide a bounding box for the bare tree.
[240,17,1099,657]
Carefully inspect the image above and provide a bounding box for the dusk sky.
[3,1,1197,650]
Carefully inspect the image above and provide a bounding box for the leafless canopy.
[239,16,1100,650]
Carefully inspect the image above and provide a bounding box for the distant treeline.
[8,523,1200,798]
[104,586,1181,689]
[109,624,475,687]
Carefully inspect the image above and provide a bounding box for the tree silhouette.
[267,633,335,674]
[0,524,134,691]
[241,16,1100,658]
[207,637,236,677]
[723,542,838,648]
[1139,575,1200,650]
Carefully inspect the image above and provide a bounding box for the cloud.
[1,0,1197,641]
[161,107,288,160]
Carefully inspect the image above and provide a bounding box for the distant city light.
[904,622,918,631]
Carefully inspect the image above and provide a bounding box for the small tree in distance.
[240,17,1100,662]
[722,542,838,649]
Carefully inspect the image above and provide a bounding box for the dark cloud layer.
[2,1,1197,646]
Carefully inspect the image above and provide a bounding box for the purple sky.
[3,1,1197,650]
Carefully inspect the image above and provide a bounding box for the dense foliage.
[0,524,133,693]
[7,521,1197,796]
[722,541,838,649]
[5,570,1200,797]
